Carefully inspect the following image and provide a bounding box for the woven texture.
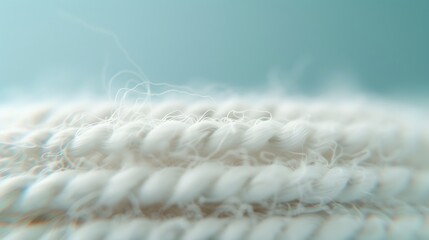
[0,99,428,239]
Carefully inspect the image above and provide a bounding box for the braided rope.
[0,100,423,128]
[0,165,428,218]
[0,100,428,239]
[0,119,426,172]
[2,214,429,240]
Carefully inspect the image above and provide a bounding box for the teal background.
[0,1,428,100]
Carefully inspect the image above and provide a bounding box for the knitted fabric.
[0,99,428,239]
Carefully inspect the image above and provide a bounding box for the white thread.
[2,214,429,240]
[0,118,426,172]
[0,165,428,217]
[0,100,421,128]
[0,100,427,239]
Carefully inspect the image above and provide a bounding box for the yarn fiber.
[0,99,428,239]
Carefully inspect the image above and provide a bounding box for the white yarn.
[2,214,429,240]
[0,165,427,218]
[0,101,424,133]
[0,118,426,172]
[0,100,427,239]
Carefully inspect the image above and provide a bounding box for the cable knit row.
[0,100,421,129]
[1,164,428,217]
[3,214,429,240]
[0,100,427,239]
[0,119,426,170]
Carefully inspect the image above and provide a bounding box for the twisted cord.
[2,214,429,240]
[0,164,428,217]
[0,101,427,239]
[0,118,425,170]
[0,100,410,128]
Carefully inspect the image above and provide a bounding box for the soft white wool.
[0,165,427,217]
[0,99,428,239]
[2,214,429,240]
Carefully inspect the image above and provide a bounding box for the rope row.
[1,164,428,217]
[1,119,425,170]
[2,214,428,240]
[0,100,410,128]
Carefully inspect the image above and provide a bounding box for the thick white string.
[0,164,427,218]
[2,214,429,240]
[0,100,427,239]
[0,118,426,171]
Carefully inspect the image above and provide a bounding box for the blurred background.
[0,1,428,101]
